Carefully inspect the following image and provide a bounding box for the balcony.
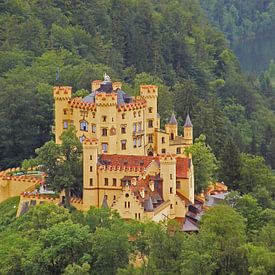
[132,130,144,136]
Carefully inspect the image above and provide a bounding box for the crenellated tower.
[83,138,99,210]
[53,86,72,144]
[160,155,177,216]
[140,85,158,154]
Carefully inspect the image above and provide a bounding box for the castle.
[0,75,195,222]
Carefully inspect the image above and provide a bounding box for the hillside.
[201,0,275,40]
[0,0,274,172]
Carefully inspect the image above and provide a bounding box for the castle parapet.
[140,85,158,98]
[53,86,72,100]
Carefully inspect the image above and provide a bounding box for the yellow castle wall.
[0,178,36,203]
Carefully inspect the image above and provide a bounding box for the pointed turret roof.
[184,114,193,127]
[101,194,109,208]
[169,113,178,125]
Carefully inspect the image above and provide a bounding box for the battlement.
[117,99,147,112]
[91,80,102,91]
[53,86,72,100]
[69,98,97,111]
[95,92,117,106]
[83,138,98,146]
[160,154,176,164]
[140,85,158,97]
[113,82,122,90]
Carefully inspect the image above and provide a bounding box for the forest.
[0,198,274,275]
[201,0,275,40]
[0,0,274,273]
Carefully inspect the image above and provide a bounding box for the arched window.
[80,120,88,131]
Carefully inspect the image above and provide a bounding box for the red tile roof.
[176,158,189,179]
[99,154,190,179]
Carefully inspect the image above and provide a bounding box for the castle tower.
[53,86,72,144]
[83,138,99,210]
[160,155,177,216]
[140,85,158,154]
[165,113,178,140]
[184,114,193,145]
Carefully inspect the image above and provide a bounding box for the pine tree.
[219,138,241,190]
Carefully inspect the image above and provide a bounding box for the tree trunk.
[64,187,71,208]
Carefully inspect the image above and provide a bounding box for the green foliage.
[185,134,218,193]
[200,205,247,274]
[239,154,275,208]
[0,196,19,231]
[34,126,83,206]
[201,0,275,40]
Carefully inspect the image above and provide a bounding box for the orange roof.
[176,158,189,179]
[100,154,190,179]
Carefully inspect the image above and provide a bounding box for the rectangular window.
[102,116,107,122]
[113,178,117,186]
[121,126,126,134]
[63,121,68,129]
[176,147,181,154]
[104,178,108,186]
[80,121,88,131]
[121,140,126,150]
[133,138,137,148]
[90,155,93,160]
[170,187,173,194]
[63,109,68,115]
[176,181,181,189]
[92,124,96,133]
[148,119,153,128]
[113,195,116,200]
[170,174,173,180]
[124,201,127,208]
[102,143,108,153]
[138,137,142,147]
[148,134,153,143]
[135,213,137,219]
[90,166,93,172]
[122,113,125,119]
[162,137,165,144]
[138,122,142,131]
[138,213,141,219]
[161,149,166,154]
[133,123,137,132]
[128,201,131,208]
[102,128,107,136]
[89,178,93,186]
[149,107,153,113]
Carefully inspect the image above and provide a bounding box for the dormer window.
[80,120,88,131]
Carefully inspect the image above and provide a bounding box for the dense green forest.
[201,0,275,40]
[0,199,274,275]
